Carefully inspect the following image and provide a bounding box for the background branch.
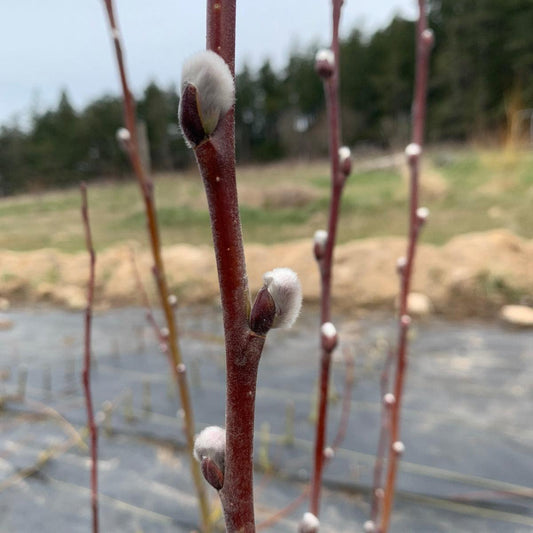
[101,2,210,530]
[378,1,433,531]
[80,182,99,533]
[309,0,348,518]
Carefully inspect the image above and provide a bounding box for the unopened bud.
[392,440,405,455]
[160,327,169,339]
[324,446,335,460]
[421,28,435,48]
[396,256,407,275]
[194,426,226,489]
[416,206,429,226]
[338,146,352,177]
[262,268,302,329]
[116,128,131,151]
[167,294,178,307]
[298,511,320,533]
[401,314,411,328]
[363,520,377,533]
[321,321,338,352]
[179,50,235,147]
[405,142,422,163]
[313,229,328,261]
[315,48,334,79]
[383,393,396,406]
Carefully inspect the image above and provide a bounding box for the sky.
[0,1,416,127]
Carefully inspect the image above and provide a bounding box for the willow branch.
[101,2,210,530]
[80,182,99,533]
[309,0,348,518]
[379,2,433,531]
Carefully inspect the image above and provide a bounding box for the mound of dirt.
[0,229,531,318]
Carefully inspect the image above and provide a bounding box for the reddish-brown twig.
[180,3,302,530]
[80,182,99,533]
[196,5,267,530]
[309,0,348,518]
[100,2,210,530]
[378,2,433,531]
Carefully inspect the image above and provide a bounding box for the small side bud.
[405,143,422,164]
[313,229,328,261]
[321,321,338,352]
[421,28,435,49]
[116,127,131,151]
[400,314,411,328]
[194,426,226,490]
[383,393,396,406]
[338,146,352,177]
[298,512,320,533]
[324,446,335,460]
[179,50,235,147]
[363,520,377,533]
[396,256,407,275]
[262,268,302,329]
[160,327,169,339]
[392,440,405,455]
[315,48,334,79]
[167,294,178,307]
[416,206,429,227]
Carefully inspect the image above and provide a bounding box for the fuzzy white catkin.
[263,267,302,329]
[115,127,130,142]
[417,206,430,220]
[363,520,376,532]
[321,321,337,340]
[315,48,334,66]
[193,426,226,469]
[313,229,328,248]
[405,143,422,158]
[299,512,320,533]
[180,50,235,135]
[338,146,351,163]
[392,440,405,454]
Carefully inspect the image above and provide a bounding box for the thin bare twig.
[309,0,349,518]
[378,2,433,531]
[100,2,210,531]
[80,182,99,533]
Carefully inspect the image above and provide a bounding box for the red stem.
[195,3,268,531]
[379,2,432,531]
[101,2,210,530]
[309,0,345,517]
[80,182,99,533]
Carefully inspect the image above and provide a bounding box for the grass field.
[0,147,532,252]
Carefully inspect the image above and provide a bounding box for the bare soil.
[1,229,531,318]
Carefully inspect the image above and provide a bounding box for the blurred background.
[1,0,532,195]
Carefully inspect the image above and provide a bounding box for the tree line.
[1,0,532,195]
